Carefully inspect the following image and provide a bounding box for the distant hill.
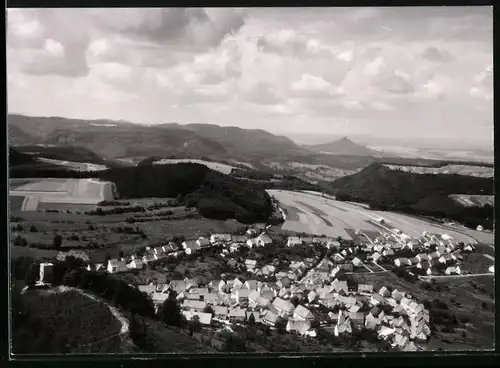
[13,145,115,166]
[8,114,308,161]
[305,137,389,157]
[330,163,494,229]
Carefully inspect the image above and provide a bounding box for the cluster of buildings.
[136,268,428,351]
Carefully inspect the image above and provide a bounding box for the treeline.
[12,256,156,317]
[9,162,276,224]
[332,163,494,230]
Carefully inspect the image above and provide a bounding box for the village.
[68,218,486,352]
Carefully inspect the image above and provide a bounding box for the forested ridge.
[331,163,494,229]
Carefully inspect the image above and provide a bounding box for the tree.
[29,225,38,233]
[203,305,214,316]
[481,301,488,309]
[52,235,63,250]
[247,313,256,325]
[275,317,286,334]
[290,296,300,308]
[119,250,125,259]
[160,297,184,328]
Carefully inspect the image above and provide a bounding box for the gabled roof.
[358,284,374,293]
[286,319,311,334]
[263,310,278,324]
[294,304,313,319]
[183,299,207,310]
[229,308,247,318]
[213,306,229,316]
[272,297,294,313]
[245,259,257,266]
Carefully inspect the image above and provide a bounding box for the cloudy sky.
[7,7,493,147]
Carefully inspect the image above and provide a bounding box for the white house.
[228,308,247,323]
[293,305,314,321]
[210,234,232,244]
[272,297,295,317]
[127,258,143,270]
[287,236,303,247]
[196,237,210,248]
[445,266,461,275]
[352,257,363,267]
[246,238,259,248]
[107,259,128,274]
[245,259,258,271]
[394,258,412,267]
[257,234,273,247]
[326,241,341,250]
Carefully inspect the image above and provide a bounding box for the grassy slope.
[11,289,129,354]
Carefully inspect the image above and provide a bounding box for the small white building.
[127,258,143,270]
[107,259,128,274]
[287,236,303,247]
[39,263,54,284]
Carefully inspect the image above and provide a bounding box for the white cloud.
[6,7,493,143]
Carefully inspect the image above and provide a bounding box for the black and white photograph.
[7,6,494,355]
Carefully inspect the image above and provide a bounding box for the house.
[391,289,404,302]
[287,236,303,247]
[196,237,210,248]
[272,297,295,317]
[235,288,252,303]
[307,290,318,303]
[348,312,365,327]
[382,249,394,257]
[246,238,259,248]
[365,312,380,330]
[445,266,461,275]
[246,311,262,324]
[261,264,276,276]
[127,258,143,270]
[228,308,247,323]
[184,241,201,255]
[334,311,352,336]
[371,252,383,263]
[153,250,167,261]
[426,267,438,276]
[152,292,169,306]
[245,259,257,271]
[394,258,412,267]
[286,320,312,335]
[138,284,156,296]
[415,253,429,262]
[212,305,229,321]
[232,278,244,290]
[293,305,314,321]
[428,251,440,259]
[182,311,212,325]
[244,280,258,290]
[246,228,257,236]
[332,253,345,263]
[257,234,273,247]
[229,243,241,253]
[210,233,232,244]
[438,254,455,264]
[378,286,390,297]
[141,253,155,264]
[349,304,361,313]
[262,310,279,326]
[326,241,341,250]
[183,300,207,312]
[338,295,357,308]
[339,264,354,272]
[417,261,431,270]
[277,276,292,289]
[232,235,247,244]
[248,290,261,306]
[332,279,348,295]
[107,259,128,274]
[378,326,396,340]
[358,284,374,294]
[463,244,475,252]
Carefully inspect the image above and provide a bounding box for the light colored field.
[153,159,237,174]
[264,161,359,181]
[37,157,108,172]
[449,194,494,208]
[9,178,117,211]
[269,190,482,244]
[383,164,494,178]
